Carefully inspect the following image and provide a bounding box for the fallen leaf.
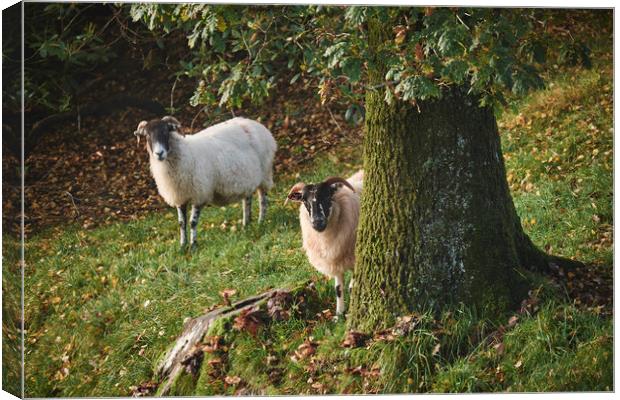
[342,331,370,348]
[292,340,318,362]
[130,380,158,397]
[224,375,241,385]
[220,289,237,306]
[232,306,267,336]
[267,290,293,321]
[507,315,519,328]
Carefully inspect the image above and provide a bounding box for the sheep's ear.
[134,120,148,137]
[284,182,305,205]
[162,116,181,132]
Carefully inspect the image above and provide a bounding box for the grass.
[431,309,613,392]
[12,150,361,397]
[188,284,612,395]
[2,236,22,397]
[4,37,613,397]
[501,60,613,267]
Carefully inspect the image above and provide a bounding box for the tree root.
[153,281,316,396]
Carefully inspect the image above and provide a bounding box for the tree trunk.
[347,17,580,332]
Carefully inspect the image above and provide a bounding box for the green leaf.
[342,58,362,83]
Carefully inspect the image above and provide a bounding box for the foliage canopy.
[130,5,593,115]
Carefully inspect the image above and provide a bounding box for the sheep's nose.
[155,151,165,160]
[312,220,327,232]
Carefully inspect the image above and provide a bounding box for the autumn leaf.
[267,290,293,321]
[232,307,267,336]
[220,289,237,306]
[341,331,370,348]
[311,381,326,393]
[224,375,241,385]
[130,380,158,397]
[507,315,519,328]
[394,26,407,45]
[318,80,332,105]
[291,340,318,362]
[316,308,334,322]
[415,43,425,62]
[202,336,224,353]
[392,314,419,336]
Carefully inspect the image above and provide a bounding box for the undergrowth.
[193,283,612,395]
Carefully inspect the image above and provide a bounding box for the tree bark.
[347,16,581,332]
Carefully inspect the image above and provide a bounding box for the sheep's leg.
[335,273,346,317]
[349,277,355,291]
[189,205,202,251]
[242,196,252,227]
[257,188,268,223]
[177,205,187,249]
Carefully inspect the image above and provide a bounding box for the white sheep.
[285,170,363,316]
[134,116,277,250]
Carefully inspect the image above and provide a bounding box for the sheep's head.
[286,177,355,232]
[133,116,182,161]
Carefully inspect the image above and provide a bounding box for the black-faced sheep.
[286,170,363,315]
[134,116,277,250]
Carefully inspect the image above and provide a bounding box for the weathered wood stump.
[152,281,317,396]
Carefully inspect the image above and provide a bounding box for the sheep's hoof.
[190,242,198,252]
[332,314,345,323]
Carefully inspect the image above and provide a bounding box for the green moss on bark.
[348,15,552,332]
[166,370,197,396]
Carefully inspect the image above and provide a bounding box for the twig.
[65,191,80,217]
[170,76,180,111]
[455,13,470,30]
[190,106,208,132]
[77,104,81,133]
[326,106,343,134]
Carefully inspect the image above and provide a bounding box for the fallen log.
[152,281,317,396]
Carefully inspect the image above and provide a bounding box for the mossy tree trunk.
[348,16,580,332]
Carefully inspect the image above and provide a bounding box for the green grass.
[7,37,613,397]
[16,152,361,397]
[501,61,613,267]
[432,300,613,392]
[2,235,22,397]
[183,281,611,395]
